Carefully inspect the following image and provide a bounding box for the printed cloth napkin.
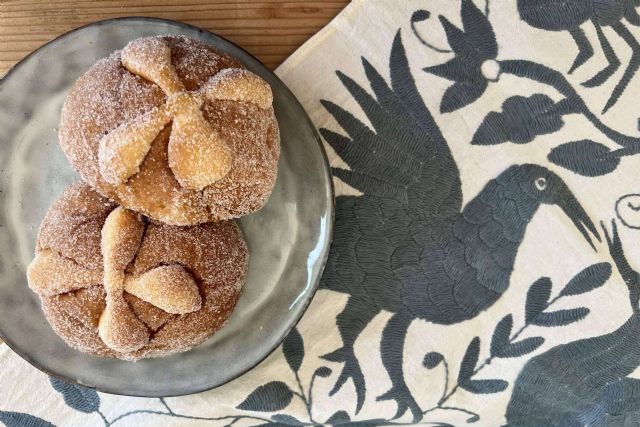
[5,0,640,425]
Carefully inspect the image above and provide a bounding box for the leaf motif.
[236,381,293,412]
[0,411,55,427]
[548,139,620,177]
[343,420,387,426]
[439,16,468,55]
[441,80,487,113]
[315,366,332,378]
[282,328,304,373]
[272,414,304,425]
[560,262,612,297]
[490,314,513,358]
[525,277,552,324]
[50,377,99,413]
[531,308,590,327]
[498,337,544,358]
[411,9,430,23]
[458,337,480,383]
[424,56,474,82]
[461,0,497,58]
[471,94,564,145]
[423,352,444,369]
[326,410,350,424]
[471,111,508,145]
[460,378,509,394]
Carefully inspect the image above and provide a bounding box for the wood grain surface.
[0,0,349,76]
[0,0,348,346]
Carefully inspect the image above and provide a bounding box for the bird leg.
[624,1,640,27]
[582,23,620,88]
[568,27,594,74]
[602,21,640,113]
[321,296,379,413]
[378,313,422,422]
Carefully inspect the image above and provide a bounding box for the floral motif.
[422,0,498,113]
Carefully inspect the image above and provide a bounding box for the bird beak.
[558,191,600,251]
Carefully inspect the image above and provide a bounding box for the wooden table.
[0,0,348,346]
[0,0,349,76]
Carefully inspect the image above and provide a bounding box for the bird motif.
[505,220,640,426]
[518,0,640,113]
[319,31,599,421]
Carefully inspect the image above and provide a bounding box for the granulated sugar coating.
[28,183,249,360]
[59,35,280,225]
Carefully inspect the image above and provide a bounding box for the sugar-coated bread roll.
[59,35,280,225]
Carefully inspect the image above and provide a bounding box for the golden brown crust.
[124,265,202,314]
[99,207,149,353]
[30,183,248,360]
[36,182,116,270]
[59,35,280,225]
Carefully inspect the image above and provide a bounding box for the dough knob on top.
[98,37,237,191]
[60,35,280,225]
[28,201,205,355]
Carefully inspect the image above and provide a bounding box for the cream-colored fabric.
[4,1,640,425]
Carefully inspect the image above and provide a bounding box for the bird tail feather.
[320,30,448,204]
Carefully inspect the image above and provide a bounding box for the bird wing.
[320,31,462,313]
[322,31,462,221]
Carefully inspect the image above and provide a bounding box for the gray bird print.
[518,0,640,113]
[319,30,600,421]
[505,220,640,426]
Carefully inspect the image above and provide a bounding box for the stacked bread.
[26,36,280,360]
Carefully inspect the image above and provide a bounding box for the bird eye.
[535,177,547,191]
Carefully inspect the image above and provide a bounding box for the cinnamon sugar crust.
[59,35,280,225]
[29,183,249,360]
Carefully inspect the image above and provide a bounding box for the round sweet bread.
[59,35,280,225]
[27,183,248,360]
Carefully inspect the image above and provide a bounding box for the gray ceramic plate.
[0,17,334,396]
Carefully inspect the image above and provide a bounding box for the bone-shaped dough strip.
[98,207,149,353]
[124,265,201,314]
[100,37,234,190]
[27,249,102,296]
[201,68,273,109]
[120,37,184,95]
[28,251,201,314]
[167,94,232,191]
[98,107,171,185]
